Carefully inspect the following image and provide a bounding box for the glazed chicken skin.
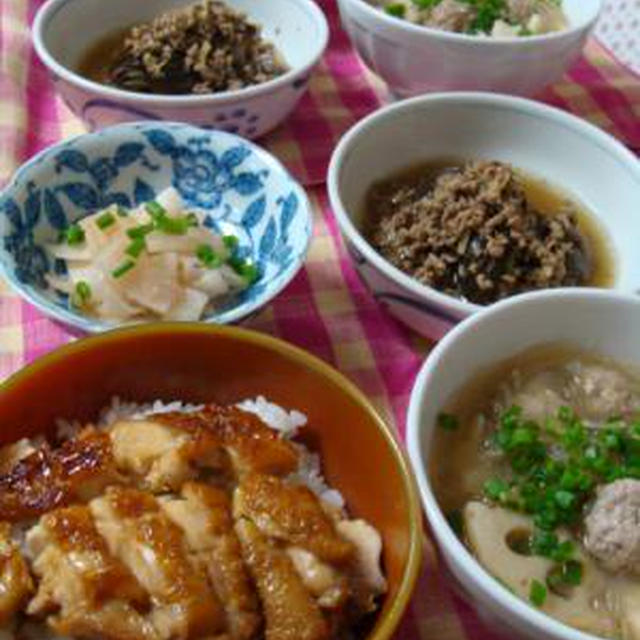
[89,486,226,639]
[26,505,157,639]
[0,403,387,639]
[0,429,121,521]
[236,518,330,640]
[0,522,32,625]
[234,474,354,565]
[161,482,262,640]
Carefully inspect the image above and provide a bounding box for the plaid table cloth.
[1,0,639,637]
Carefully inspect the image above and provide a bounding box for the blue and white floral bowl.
[32,0,328,138]
[0,122,312,332]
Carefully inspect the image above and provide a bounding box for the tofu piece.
[109,418,226,492]
[90,487,225,639]
[161,483,261,640]
[234,474,353,564]
[0,522,32,625]
[0,429,121,521]
[236,519,329,640]
[26,505,156,640]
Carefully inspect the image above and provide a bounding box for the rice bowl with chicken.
[0,396,387,639]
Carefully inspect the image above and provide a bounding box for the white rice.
[55,396,344,509]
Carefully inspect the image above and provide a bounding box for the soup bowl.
[0,322,423,639]
[337,0,601,98]
[0,121,312,332]
[32,0,329,138]
[407,288,640,640]
[327,92,640,341]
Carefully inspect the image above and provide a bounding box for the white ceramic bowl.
[32,0,329,138]
[327,92,640,340]
[407,288,640,640]
[337,0,601,98]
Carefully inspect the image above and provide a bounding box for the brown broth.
[77,28,131,87]
[430,345,639,515]
[364,159,616,291]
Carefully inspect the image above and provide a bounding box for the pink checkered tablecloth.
[1,0,639,638]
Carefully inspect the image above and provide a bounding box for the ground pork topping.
[368,161,592,305]
[106,0,288,94]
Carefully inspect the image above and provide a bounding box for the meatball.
[426,0,475,32]
[506,0,537,23]
[568,363,640,422]
[507,370,567,424]
[584,479,640,575]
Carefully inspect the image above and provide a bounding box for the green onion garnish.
[385,2,406,16]
[437,412,459,431]
[222,234,239,251]
[127,223,154,239]
[125,238,146,259]
[529,580,547,607]
[116,205,128,217]
[96,211,116,230]
[64,224,85,246]
[111,260,136,279]
[145,201,167,220]
[196,244,223,268]
[155,216,191,235]
[229,257,259,284]
[71,280,92,307]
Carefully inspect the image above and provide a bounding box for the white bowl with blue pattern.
[0,122,312,332]
[32,0,328,138]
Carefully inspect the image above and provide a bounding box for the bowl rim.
[340,0,603,45]
[0,120,313,333]
[0,320,424,640]
[327,91,640,319]
[406,287,640,640]
[32,0,329,105]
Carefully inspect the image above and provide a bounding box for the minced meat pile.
[106,0,288,94]
[368,161,592,305]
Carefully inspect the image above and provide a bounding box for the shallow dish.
[32,0,329,137]
[327,92,640,340]
[337,0,601,98]
[0,322,423,639]
[407,288,640,640]
[0,122,312,332]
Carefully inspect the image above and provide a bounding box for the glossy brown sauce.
[77,27,132,87]
[364,159,616,291]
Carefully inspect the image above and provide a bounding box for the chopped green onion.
[222,234,240,251]
[127,223,154,239]
[96,211,116,230]
[156,216,191,235]
[384,2,406,16]
[111,260,136,279]
[145,201,167,220]
[484,478,508,501]
[116,205,128,217]
[196,244,223,268]
[71,280,92,308]
[229,258,259,284]
[562,560,583,586]
[125,238,146,259]
[64,224,85,246]
[437,412,459,431]
[529,580,547,607]
[411,0,439,7]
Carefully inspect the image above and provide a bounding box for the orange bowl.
[0,322,422,639]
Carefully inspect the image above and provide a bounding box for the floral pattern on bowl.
[0,122,312,332]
